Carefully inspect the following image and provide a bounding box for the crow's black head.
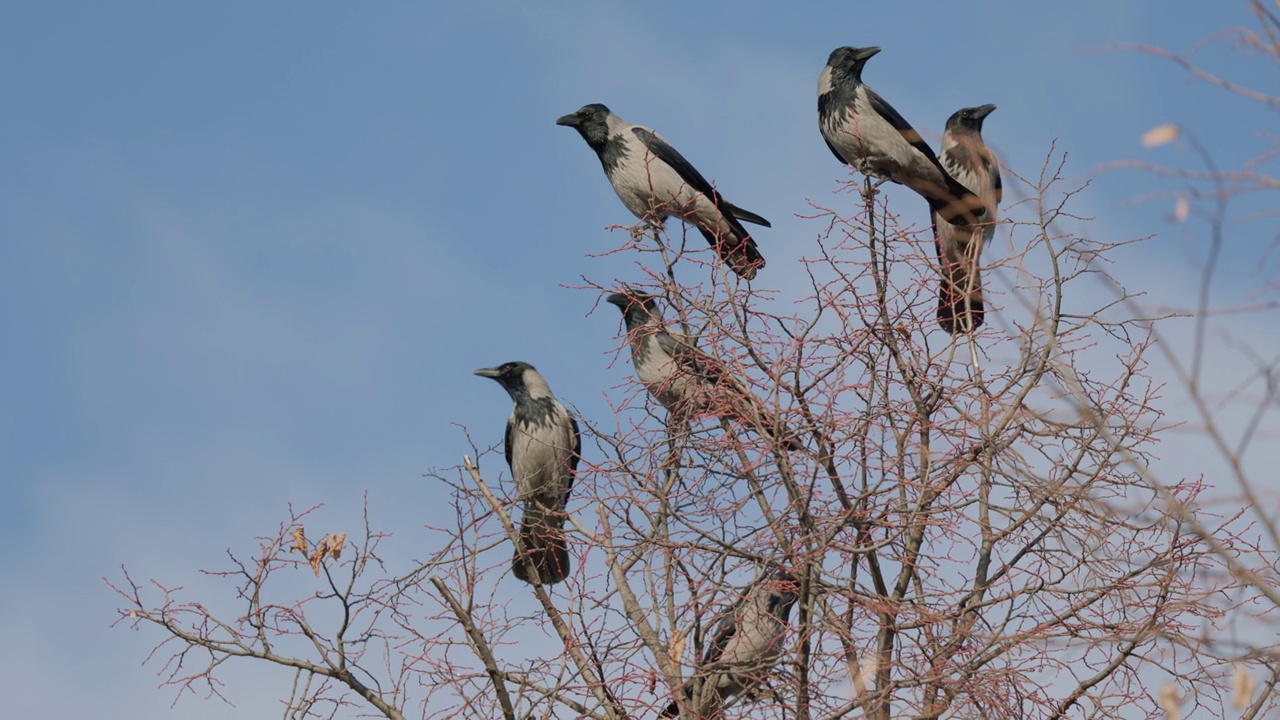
[606,290,658,311]
[825,46,881,81]
[555,103,610,126]
[765,570,801,620]
[606,291,661,327]
[474,361,537,395]
[945,104,996,133]
[556,103,612,149]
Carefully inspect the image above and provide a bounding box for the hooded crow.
[557,103,770,279]
[933,104,1000,334]
[474,362,581,585]
[818,46,985,226]
[605,290,799,450]
[662,570,800,718]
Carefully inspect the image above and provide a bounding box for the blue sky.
[2,1,1277,716]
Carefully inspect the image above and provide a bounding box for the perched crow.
[934,105,1001,334]
[818,46,985,226]
[662,571,800,718]
[474,362,581,585]
[605,290,799,450]
[557,103,770,279]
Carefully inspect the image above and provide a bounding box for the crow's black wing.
[864,87,942,164]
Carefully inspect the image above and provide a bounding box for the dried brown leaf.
[327,532,346,560]
[291,527,307,555]
[668,627,686,663]
[1142,123,1181,147]
[1158,684,1182,720]
[1233,662,1256,710]
[1174,196,1189,223]
[309,536,329,576]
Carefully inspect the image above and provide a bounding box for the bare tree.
[111,7,1280,717]
[1089,1,1280,714]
